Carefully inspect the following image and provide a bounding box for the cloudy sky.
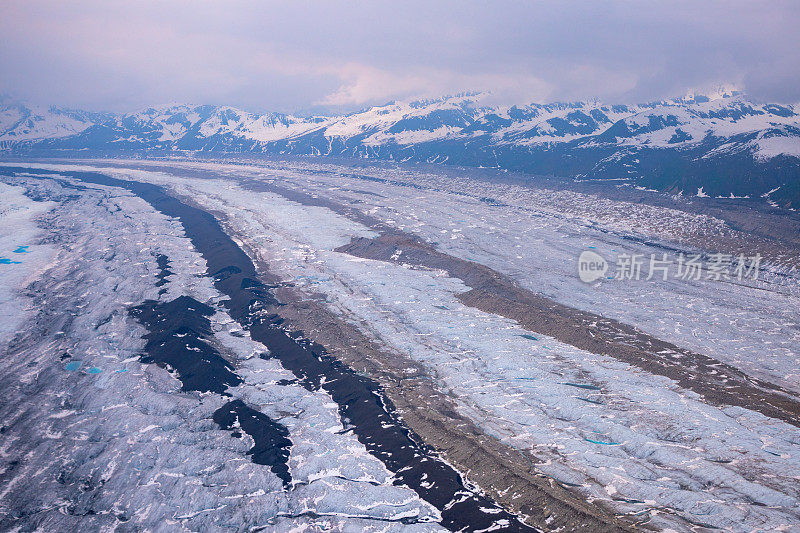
[2,1,799,113]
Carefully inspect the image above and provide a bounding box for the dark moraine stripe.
[129,294,294,487]
[336,232,800,429]
[154,253,173,294]
[3,170,298,493]
[240,180,800,430]
[213,399,293,488]
[6,167,537,532]
[129,296,242,395]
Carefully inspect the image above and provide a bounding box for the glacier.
[0,157,798,532]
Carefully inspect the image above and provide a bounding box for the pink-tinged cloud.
[1,0,798,113]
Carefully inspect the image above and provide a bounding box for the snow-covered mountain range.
[2,90,799,207]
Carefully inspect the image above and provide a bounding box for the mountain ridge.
[2,92,799,207]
